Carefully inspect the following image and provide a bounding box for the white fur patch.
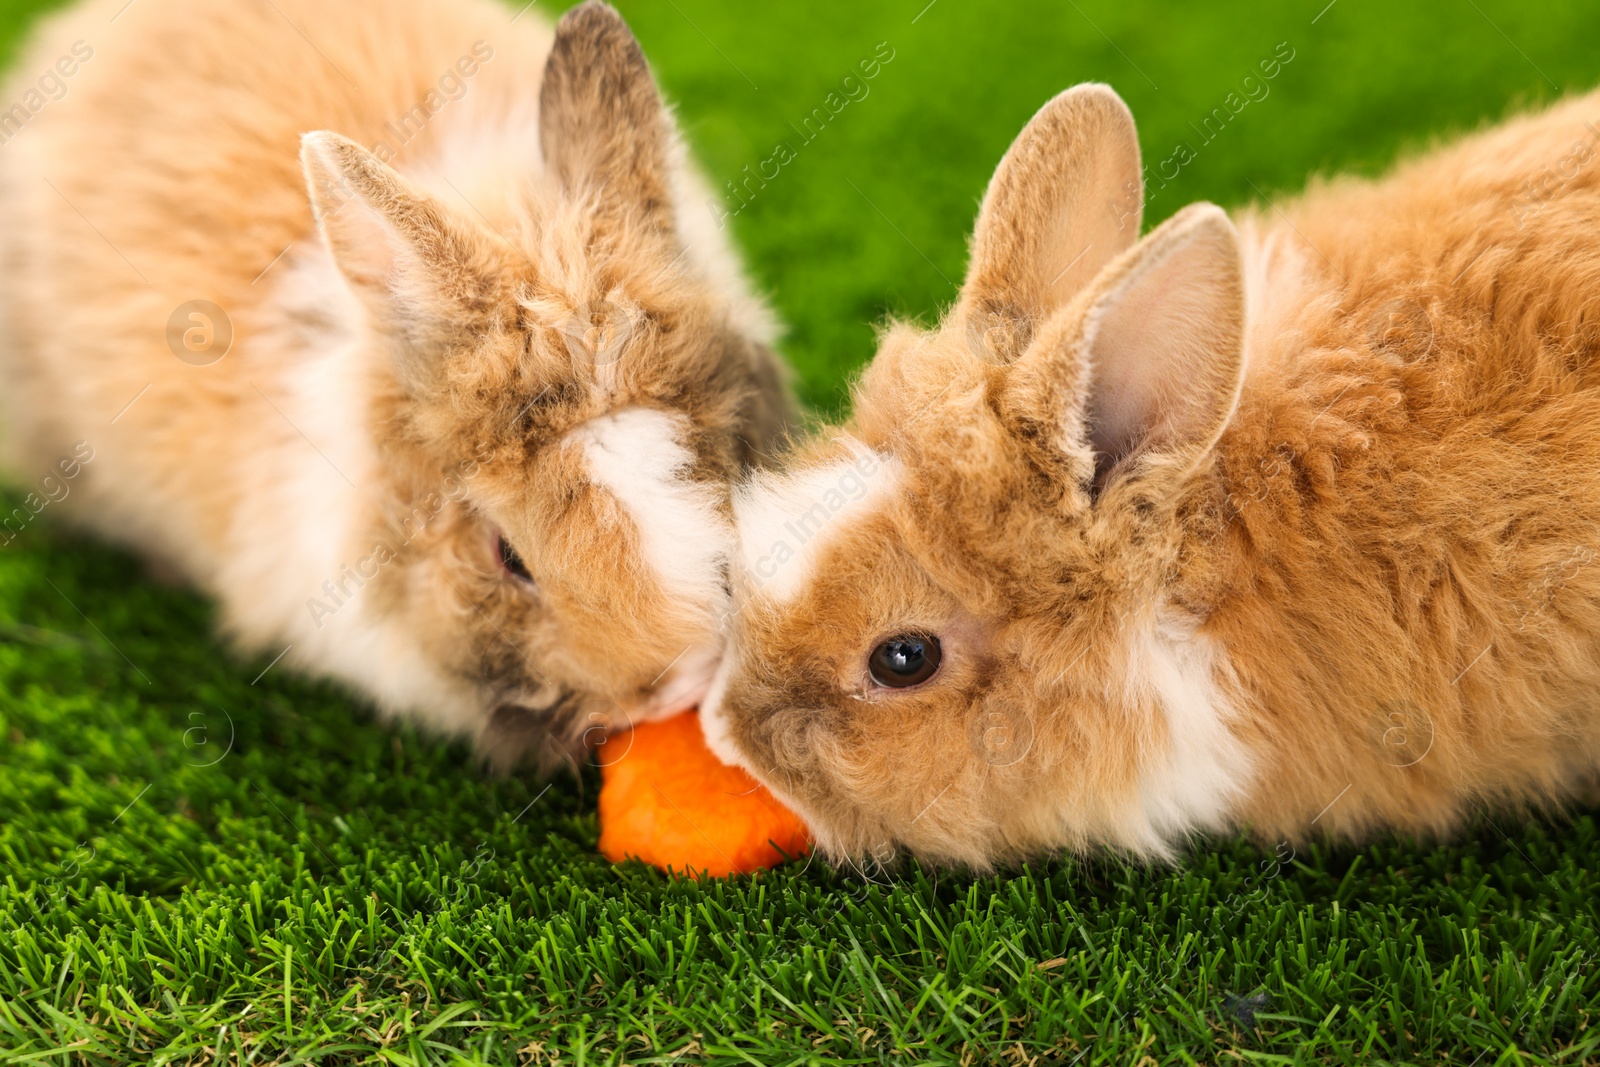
[567,407,729,613]
[1123,609,1255,853]
[635,642,721,723]
[670,161,781,349]
[409,90,545,224]
[734,440,900,604]
[1237,220,1312,376]
[698,647,745,768]
[219,241,482,736]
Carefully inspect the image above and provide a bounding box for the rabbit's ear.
[300,131,509,385]
[540,1,674,233]
[1005,203,1245,488]
[954,83,1143,361]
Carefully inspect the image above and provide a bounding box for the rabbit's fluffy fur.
[705,83,1600,868]
[0,0,793,770]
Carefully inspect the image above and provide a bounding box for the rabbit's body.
[705,86,1600,866]
[1197,93,1600,843]
[0,0,792,762]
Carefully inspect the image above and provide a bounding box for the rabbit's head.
[298,3,792,771]
[703,84,1256,868]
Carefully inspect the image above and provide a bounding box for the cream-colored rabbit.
[703,82,1600,867]
[0,0,794,770]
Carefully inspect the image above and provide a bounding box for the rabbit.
[701,81,1600,869]
[0,0,796,772]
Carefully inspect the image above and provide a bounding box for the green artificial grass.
[4,0,1600,1063]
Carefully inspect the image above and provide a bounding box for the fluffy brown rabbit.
[0,0,795,770]
[703,82,1600,868]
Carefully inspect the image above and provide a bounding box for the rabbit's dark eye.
[868,634,942,688]
[498,535,533,583]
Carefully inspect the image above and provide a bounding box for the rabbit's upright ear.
[539,1,674,233]
[1004,203,1246,492]
[954,83,1144,360]
[300,132,511,387]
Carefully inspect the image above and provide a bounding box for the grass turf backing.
[3,0,1600,1063]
